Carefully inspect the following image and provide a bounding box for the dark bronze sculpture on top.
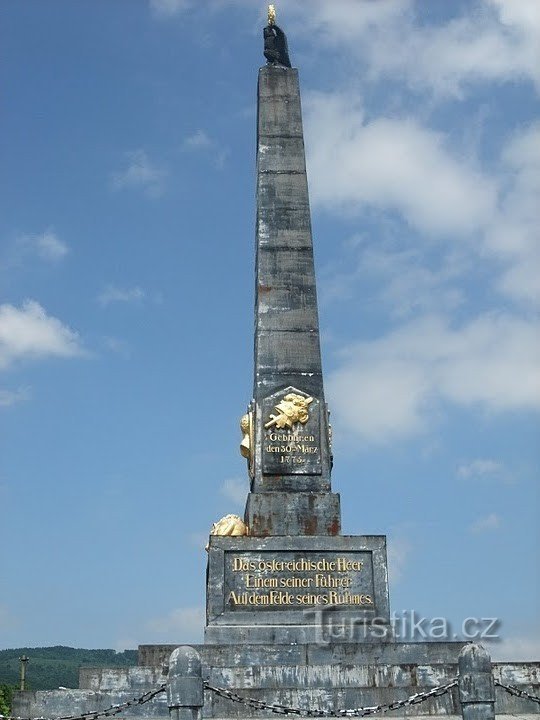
[263,4,291,68]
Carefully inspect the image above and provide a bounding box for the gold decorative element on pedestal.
[268,4,276,26]
[240,411,253,460]
[206,514,248,551]
[264,393,313,430]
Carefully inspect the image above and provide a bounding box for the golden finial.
[268,4,276,26]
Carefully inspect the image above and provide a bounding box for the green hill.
[0,646,137,692]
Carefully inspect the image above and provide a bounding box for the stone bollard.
[167,646,203,720]
[458,643,495,720]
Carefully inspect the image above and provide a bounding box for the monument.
[11,8,539,720]
[205,5,390,645]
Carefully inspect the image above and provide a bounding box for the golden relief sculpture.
[206,514,249,551]
[268,4,276,26]
[265,393,313,430]
[240,411,252,459]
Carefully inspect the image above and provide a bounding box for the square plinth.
[205,535,390,644]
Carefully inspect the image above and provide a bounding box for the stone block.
[245,491,339,533]
[256,330,322,374]
[257,207,312,245]
[258,66,301,100]
[257,172,309,211]
[256,245,317,286]
[205,535,389,644]
[258,95,304,138]
[258,136,307,174]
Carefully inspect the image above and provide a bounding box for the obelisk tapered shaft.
[254,67,322,402]
[244,65,340,536]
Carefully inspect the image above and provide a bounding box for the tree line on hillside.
[0,646,138,705]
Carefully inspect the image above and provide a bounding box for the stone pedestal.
[205,535,391,644]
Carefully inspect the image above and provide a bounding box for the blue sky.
[0,0,538,661]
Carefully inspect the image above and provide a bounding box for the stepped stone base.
[12,644,540,719]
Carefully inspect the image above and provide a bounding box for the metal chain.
[0,684,166,720]
[203,678,458,717]
[4,676,540,720]
[495,680,540,705]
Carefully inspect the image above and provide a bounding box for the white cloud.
[304,92,497,237]
[321,242,467,319]
[180,129,229,169]
[487,122,540,306]
[149,0,190,18]
[307,103,539,316]
[102,336,131,358]
[363,249,465,319]
[188,531,209,549]
[98,285,145,307]
[368,2,540,97]
[309,109,539,317]
[0,386,30,407]
[327,313,540,444]
[5,230,69,268]
[488,634,540,661]
[0,300,83,370]
[110,150,166,198]
[34,230,69,261]
[470,512,501,534]
[278,0,540,97]
[182,129,212,150]
[457,459,506,481]
[146,606,204,642]
[220,477,248,506]
[387,535,412,585]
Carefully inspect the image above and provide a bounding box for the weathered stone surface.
[13,651,540,719]
[258,63,301,99]
[258,137,307,174]
[167,645,203,720]
[79,666,165,691]
[255,332,322,376]
[247,65,334,530]
[458,644,496,720]
[12,688,169,720]
[205,536,389,644]
[245,492,339,532]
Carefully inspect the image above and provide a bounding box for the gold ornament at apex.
[268,4,276,26]
[265,393,313,430]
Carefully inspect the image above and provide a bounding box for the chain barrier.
[494,680,540,705]
[0,684,166,720]
[3,676,540,720]
[203,678,458,717]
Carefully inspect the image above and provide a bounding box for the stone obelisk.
[205,9,390,644]
[242,10,341,537]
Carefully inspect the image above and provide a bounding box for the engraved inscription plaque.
[262,387,321,475]
[224,550,375,610]
[206,536,391,634]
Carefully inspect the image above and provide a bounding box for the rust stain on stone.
[258,284,272,293]
[328,517,340,535]
[304,516,318,535]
